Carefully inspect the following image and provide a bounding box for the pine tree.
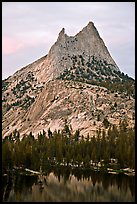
[103,118,109,128]
[48,128,52,138]
[74,129,80,142]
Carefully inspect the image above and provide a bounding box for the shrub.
[103,118,109,128]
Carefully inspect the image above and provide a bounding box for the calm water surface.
[2,168,135,202]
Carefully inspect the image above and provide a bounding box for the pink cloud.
[2,37,24,55]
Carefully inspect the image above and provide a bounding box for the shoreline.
[3,165,135,177]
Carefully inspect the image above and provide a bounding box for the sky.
[2,2,135,80]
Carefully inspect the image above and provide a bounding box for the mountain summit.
[46,21,119,81]
[2,22,135,138]
[7,22,119,84]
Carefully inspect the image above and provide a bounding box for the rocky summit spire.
[57,27,65,40]
[84,21,95,29]
[46,21,119,80]
[81,21,100,37]
[74,22,119,70]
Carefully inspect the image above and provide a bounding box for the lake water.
[2,168,135,202]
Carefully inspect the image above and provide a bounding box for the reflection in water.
[2,168,135,202]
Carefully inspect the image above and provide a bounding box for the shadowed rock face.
[2,22,134,138]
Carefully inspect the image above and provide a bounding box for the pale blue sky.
[2,2,135,79]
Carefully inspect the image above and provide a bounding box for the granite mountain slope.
[2,22,135,138]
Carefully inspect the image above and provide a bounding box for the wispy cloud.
[2,37,24,55]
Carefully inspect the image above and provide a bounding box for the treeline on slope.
[58,55,135,98]
[2,119,135,174]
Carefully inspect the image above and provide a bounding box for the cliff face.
[2,22,134,138]
[41,21,119,81]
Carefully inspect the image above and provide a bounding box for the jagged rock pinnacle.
[57,28,65,40]
[60,27,65,35]
[87,21,94,27]
[44,21,119,82]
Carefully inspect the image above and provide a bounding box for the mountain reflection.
[2,168,135,202]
